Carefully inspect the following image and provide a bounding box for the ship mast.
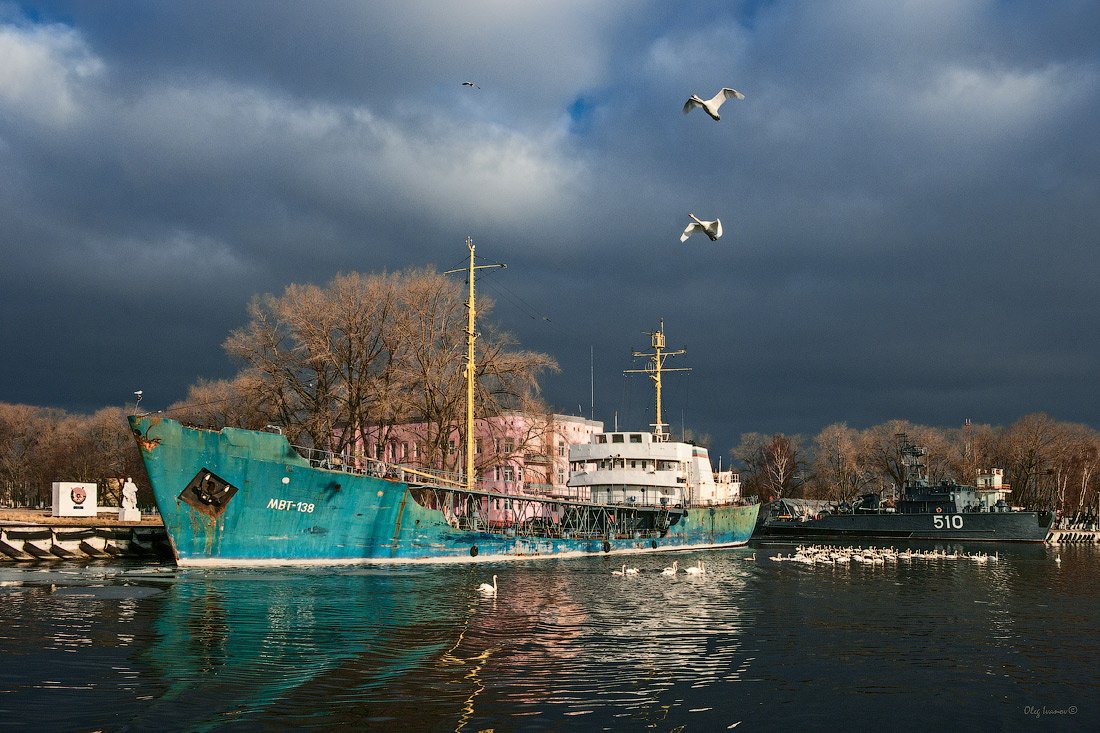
[625,320,690,442]
[445,238,504,492]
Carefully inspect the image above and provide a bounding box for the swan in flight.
[661,560,679,576]
[683,87,745,121]
[684,560,706,575]
[461,81,479,89]
[680,213,723,242]
[477,575,497,596]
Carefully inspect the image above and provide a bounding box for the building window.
[504,438,515,453]
[494,466,501,481]
[401,442,409,459]
[596,435,607,444]
[447,440,455,454]
[558,470,565,485]
[557,442,565,457]
[475,439,482,455]
[503,465,515,482]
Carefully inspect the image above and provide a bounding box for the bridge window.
[612,434,625,443]
[630,434,642,443]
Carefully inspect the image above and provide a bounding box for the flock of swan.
[771,545,1000,565]
[613,559,707,576]
[461,80,743,245]
[475,543,1006,595]
[477,557,724,594]
[679,87,744,244]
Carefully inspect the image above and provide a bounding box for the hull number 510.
[933,515,963,529]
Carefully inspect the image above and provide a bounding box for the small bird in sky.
[683,87,745,121]
[680,213,723,242]
[461,81,479,89]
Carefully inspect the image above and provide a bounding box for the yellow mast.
[445,237,504,491]
[625,320,690,441]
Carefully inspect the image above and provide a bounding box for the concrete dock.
[0,509,171,561]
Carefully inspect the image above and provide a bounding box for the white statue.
[119,478,141,521]
[122,478,138,509]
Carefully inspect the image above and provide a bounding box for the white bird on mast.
[683,87,744,121]
[680,213,723,242]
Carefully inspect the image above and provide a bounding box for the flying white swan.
[661,560,679,576]
[683,87,745,121]
[477,575,497,596]
[680,213,723,242]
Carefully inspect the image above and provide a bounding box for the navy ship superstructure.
[755,435,1053,543]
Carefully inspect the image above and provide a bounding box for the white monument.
[119,478,141,522]
[52,482,97,517]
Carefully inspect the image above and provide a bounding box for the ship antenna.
[444,237,505,492]
[624,319,690,442]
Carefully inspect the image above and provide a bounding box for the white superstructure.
[567,430,741,508]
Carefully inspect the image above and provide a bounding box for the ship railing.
[293,445,467,488]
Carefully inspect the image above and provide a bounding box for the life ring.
[935,507,943,513]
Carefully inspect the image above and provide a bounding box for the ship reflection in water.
[1,545,1099,731]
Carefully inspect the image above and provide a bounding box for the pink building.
[359,412,603,500]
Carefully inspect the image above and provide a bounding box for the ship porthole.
[470,545,478,557]
[651,540,658,549]
[602,541,611,553]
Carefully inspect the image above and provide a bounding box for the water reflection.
[0,545,1097,731]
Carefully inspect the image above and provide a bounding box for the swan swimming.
[661,560,679,576]
[684,560,705,575]
[477,575,497,596]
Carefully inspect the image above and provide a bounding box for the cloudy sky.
[2,1,1098,453]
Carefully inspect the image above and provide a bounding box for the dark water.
[1,543,1097,732]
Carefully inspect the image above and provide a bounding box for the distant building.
[357,412,603,498]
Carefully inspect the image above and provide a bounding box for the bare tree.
[809,422,872,502]
[733,432,804,500]
[220,268,557,470]
[0,403,49,506]
[998,413,1063,508]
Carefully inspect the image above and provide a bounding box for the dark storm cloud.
[1,1,1097,453]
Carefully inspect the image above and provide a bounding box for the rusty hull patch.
[179,469,238,519]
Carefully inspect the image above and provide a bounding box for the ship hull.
[131,417,758,566]
[755,510,1053,543]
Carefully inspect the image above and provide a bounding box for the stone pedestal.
[118,507,142,522]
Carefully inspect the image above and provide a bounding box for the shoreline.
[0,507,164,528]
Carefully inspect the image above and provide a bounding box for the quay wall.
[0,522,171,561]
[1047,529,1100,545]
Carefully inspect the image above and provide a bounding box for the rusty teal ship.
[129,412,758,566]
[130,242,756,566]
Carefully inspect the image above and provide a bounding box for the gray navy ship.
[755,435,1053,543]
